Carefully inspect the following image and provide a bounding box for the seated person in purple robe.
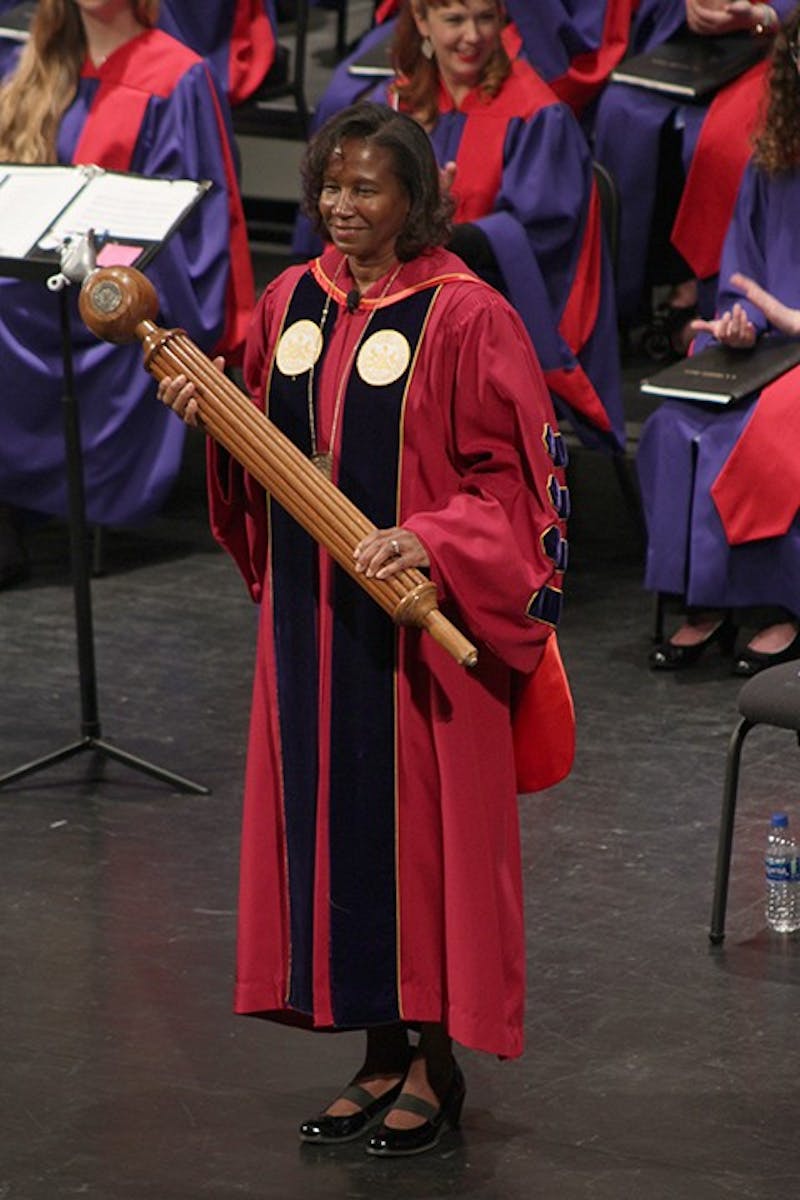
[0,0,279,104]
[0,0,254,587]
[504,0,687,118]
[638,8,800,674]
[157,0,277,106]
[593,0,791,346]
[294,0,624,454]
[373,0,688,114]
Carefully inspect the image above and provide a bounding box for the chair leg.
[653,592,665,644]
[91,525,106,577]
[611,452,647,547]
[335,0,348,58]
[709,716,754,945]
[290,0,310,136]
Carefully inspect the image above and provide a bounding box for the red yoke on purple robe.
[428,61,615,446]
[74,28,254,359]
[504,0,636,114]
[670,60,769,282]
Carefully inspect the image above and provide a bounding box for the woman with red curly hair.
[294,0,625,457]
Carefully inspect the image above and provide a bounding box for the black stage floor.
[2,322,799,1199]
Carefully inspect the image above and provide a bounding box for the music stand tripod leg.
[0,287,208,797]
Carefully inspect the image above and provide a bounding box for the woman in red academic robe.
[160,102,574,1157]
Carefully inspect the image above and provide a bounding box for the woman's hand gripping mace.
[79,266,478,668]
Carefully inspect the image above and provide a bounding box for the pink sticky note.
[96,243,143,267]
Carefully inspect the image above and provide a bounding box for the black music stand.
[0,212,209,795]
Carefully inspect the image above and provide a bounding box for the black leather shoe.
[365,1062,466,1158]
[733,628,800,677]
[649,615,736,670]
[299,1078,405,1145]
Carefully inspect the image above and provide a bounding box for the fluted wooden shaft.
[79,266,477,668]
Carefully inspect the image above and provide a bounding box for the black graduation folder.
[610,30,767,100]
[348,25,394,77]
[640,337,800,405]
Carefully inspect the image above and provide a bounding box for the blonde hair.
[0,0,159,163]
[391,0,510,127]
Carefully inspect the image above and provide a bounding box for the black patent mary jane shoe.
[649,615,736,671]
[365,1063,466,1158]
[299,1079,405,1145]
[733,628,800,678]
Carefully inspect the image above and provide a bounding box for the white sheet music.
[0,167,86,257]
[0,164,206,260]
[46,173,205,244]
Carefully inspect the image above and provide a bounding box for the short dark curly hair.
[300,101,453,260]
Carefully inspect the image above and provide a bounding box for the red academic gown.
[208,245,573,1059]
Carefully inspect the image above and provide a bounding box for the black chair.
[709,660,800,944]
[239,0,359,138]
[323,0,350,59]
[234,0,312,139]
[592,160,619,278]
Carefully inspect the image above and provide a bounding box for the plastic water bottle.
[765,813,800,933]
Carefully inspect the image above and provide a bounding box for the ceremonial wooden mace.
[79,266,478,668]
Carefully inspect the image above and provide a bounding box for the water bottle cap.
[771,813,789,827]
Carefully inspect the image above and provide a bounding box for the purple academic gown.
[158,0,277,105]
[0,58,237,526]
[356,0,684,94]
[636,162,800,617]
[0,3,278,104]
[508,0,685,86]
[294,74,624,453]
[593,0,795,320]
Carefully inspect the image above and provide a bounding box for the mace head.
[79,265,159,344]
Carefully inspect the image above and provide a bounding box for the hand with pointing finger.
[690,301,757,349]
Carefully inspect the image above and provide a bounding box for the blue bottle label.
[765,854,800,883]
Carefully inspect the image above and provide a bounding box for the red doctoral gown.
[208,246,573,1059]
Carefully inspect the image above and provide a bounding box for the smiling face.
[413,0,503,99]
[318,138,411,276]
[72,0,136,18]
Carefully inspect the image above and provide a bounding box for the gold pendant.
[311,451,333,480]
